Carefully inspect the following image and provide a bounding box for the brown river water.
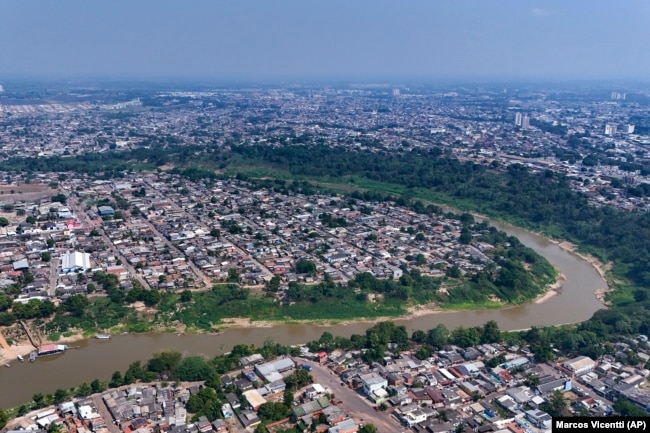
[0,221,607,407]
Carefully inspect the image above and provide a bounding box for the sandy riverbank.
[533,272,565,304]
[551,240,612,305]
[0,329,36,365]
[0,328,89,365]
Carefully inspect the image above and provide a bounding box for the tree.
[90,379,106,393]
[109,371,123,388]
[173,356,214,381]
[359,425,378,433]
[542,390,567,417]
[32,392,45,408]
[51,193,67,205]
[283,389,294,406]
[77,382,92,397]
[450,326,480,348]
[0,407,7,429]
[295,258,317,275]
[524,373,540,388]
[481,320,501,344]
[17,404,29,416]
[258,402,289,422]
[318,331,334,349]
[64,294,89,317]
[186,390,214,413]
[285,369,313,391]
[125,361,146,383]
[48,423,62,433]
[227,268,240,283]
[446,265,461,279]
[0,217,8,227]
[266,275,281,292]
[614,397,650,417]
[148,350,183,374]
[180,290,193,302]
[459,227,472,244]
[0,308,15,325]
[53,388,68,404]
[411,329,426,343]
[427,324,449,348]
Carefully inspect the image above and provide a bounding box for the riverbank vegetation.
[0,160,559,339]
[6,318,650,422]
[2,142,650,353]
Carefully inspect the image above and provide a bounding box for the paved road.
[92,395,121,433]
[68,196,151,290]
[49,258,59,297]
[298,358,404,433]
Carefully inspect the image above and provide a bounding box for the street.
[92,395,121,433]
[299,358,405,433]
[68,195,151,290]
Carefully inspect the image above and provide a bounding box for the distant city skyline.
[1,0,649,81]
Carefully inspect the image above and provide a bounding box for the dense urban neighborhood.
[1,84,649,212]
[3,320,650,433]
[1,82,650,431]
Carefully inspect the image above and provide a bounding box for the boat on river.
[94,334,111,340]
[17,354,24,362]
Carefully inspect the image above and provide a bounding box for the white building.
[605,124,617,135]
[515,112,523,127]
[61,251,91,273]
[563,356,596,375]
[255,357,295,382]
[360,372,387,396]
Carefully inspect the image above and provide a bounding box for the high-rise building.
[515,112,523,127]
[392,88,400,96]
[626,124,635,134]
[605,124,617,135]
[521,115,530,130]
[0,84,4,92]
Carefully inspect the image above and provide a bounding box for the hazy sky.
[1,0,649,81]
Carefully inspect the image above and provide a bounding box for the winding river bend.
[0,221,606,408]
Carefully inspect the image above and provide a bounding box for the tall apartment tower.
[392,88,400,96]
[515,112,523,127]
[521,115,530,130]
[605,124,617,135]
